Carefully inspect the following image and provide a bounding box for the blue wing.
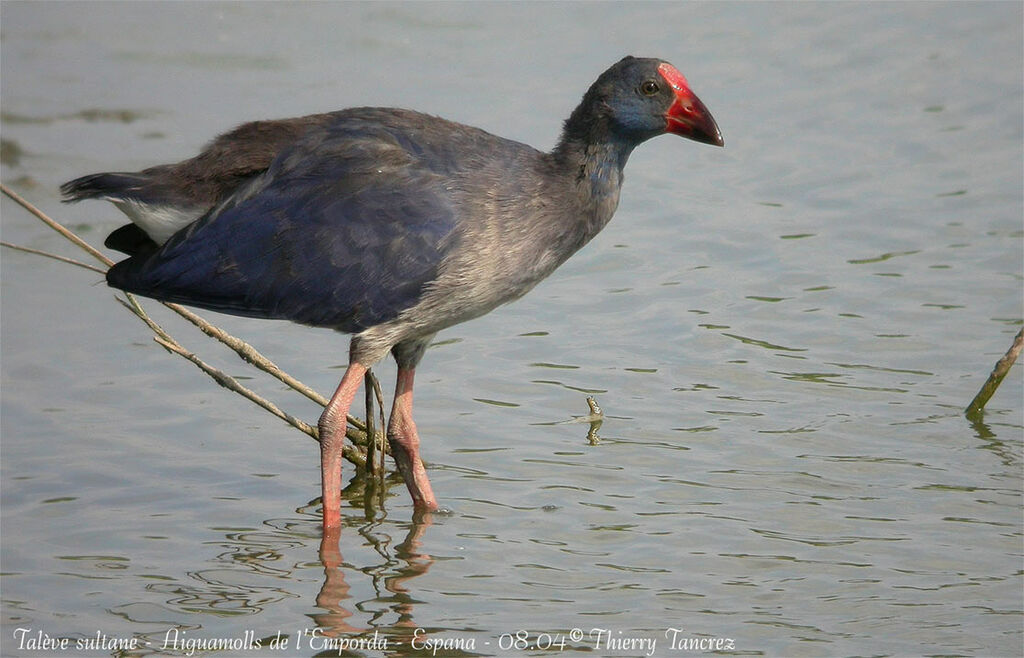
[107,122,458,333]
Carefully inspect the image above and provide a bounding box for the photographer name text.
[12,625,735,655]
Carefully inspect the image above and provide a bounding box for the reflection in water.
[303,472,437,650]
[118,521,314,652]
[105,479,440,652]
[140,528,306,615]
[314,525,361,635]
[364,515,434,642]
[313,505,435,646]
[969,413,1021,468]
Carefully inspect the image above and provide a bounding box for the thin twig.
[118,295,370,457]
[162,302,342,417]
[119,295,309,435]
[161,300,369,436]
[365,370,378,475]
[154,336,316,435]
[152,335,366,468]
[965,328,1023,418]
[371,371,387,460]
[0,241,107,274]
[362,369,389,514]
[366,370,388,478]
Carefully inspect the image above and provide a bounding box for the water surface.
[2,2,1021,656]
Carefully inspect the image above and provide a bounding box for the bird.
[61,56,723,530]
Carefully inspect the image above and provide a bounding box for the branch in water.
[965,328,1023,418]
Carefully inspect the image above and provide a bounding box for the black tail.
[105,255,143,292]
[104,223,159,257]
[60,172,149,203]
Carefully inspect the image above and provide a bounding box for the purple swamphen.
[62,56,723,529]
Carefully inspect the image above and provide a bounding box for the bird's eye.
[640,80,660,96]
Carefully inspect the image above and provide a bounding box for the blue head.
[562,56,723,150]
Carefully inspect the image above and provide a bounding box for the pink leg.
[319,362,367,529]
[388,367,438,511]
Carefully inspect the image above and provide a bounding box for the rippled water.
[2,3,1021,657]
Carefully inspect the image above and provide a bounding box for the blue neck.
[555,131,636,201]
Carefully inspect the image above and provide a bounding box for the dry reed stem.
[364,371,389,480]
[0,240,107,274]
